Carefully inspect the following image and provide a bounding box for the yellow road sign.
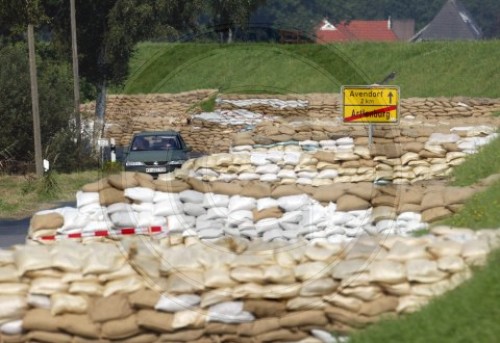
[342,85,400,124]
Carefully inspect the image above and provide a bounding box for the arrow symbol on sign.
[388,92,393,104]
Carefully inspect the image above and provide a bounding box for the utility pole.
[27,24,43,178]
[70,0,82,150]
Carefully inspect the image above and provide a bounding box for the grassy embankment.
[122,41,500,98]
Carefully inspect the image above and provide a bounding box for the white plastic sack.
[183,203,206,217]
[155,294,201,312]
[203,193,230,208]
[153,200,183,216]
[226,210,253,226]
[207,301,255,323]
[256,164,280,175]
[0,320,23,335]
[153,191,180,204]
[179,190,204,204]
[278,194,310,212]
[124,187,155,203]
[228,195,256,212]
[167,214,196,232]
[76,191,100,208]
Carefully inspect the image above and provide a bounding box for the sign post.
[341,85,400,148]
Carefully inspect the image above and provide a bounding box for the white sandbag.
[250,153,270,166]
[300,140,321,147]
[124,187,155,203]
[199,228,224,239]
[50,293,88,316]
[131,202,154,212]
[0,320,23,335]
[27,294,51,309]
[279,211,303,223]
[208,301,255,323]
[167,214,196,232]
[106,202,133,214]
[196,168,219,177]
[153,191,180,204]
[155,294,201,312]
[76,191,100,208]
[255,218,281,233]
[196,217,221,231]
[219,173,238,182]
[109,211,138,227]
[238,173,261,181]
[327,212,354,226]
[316,169,339,179]
[428,133,460,144]
[277,169,297,179]
[266,151,284,163]
[283,152,301,165]
[228,195,256,212]
[81,220,111,233]
[262,229,285,242]
[203,193,230,208]
[153,200,183,216]
[226,210,253,226]
[257,197,279,211]
[319,140,337,147]
[397,212,422,222]
[260,173,279,182]
[14,245,51,276]
[179,190,204,204]
[78,203,104,214]
[336,137,354,146]
[278,194,310,212]
[256,164,280,174]
[406,259,447,283]
[183,203,206,217]
[50,242,86,272]
[205,207,229,220]
[301,204,327,226]
[82,243,125,275]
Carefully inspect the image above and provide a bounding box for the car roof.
[133,131,180,137]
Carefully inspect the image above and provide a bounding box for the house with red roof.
[316,18,414,43]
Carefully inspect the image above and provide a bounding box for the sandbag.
[89,294,133,323]
[155,294,201,312]
[101,314,140,339]
[30,213,64,232]
[136,309,174,333]
[279,310,328,328]
[406,259,448,283]
[243,300,287,318]
[22,308,59,332]
[128,290,161,309]
[58,314,100,338]
[50,293,88,316]
[100,188,128,206]
[124,187,155,203]
[27,330,72,343]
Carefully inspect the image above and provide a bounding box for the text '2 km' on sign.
[342,85,400,124]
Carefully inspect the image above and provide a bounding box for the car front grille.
[143,161,167,166]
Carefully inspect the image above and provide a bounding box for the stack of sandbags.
[2,229,499,342]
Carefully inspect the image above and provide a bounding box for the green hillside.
[122,41,500,98]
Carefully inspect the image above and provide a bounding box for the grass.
[122,41,500,98]
[0,170,99,219]
[451,135,500,187]
[349,250,500,343]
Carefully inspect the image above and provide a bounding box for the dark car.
[123,131,196,177]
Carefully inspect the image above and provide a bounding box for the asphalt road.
[0,201,75,248]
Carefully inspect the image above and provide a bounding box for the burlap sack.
[252,207,283,222]
[128,290,161,309]
[241,181,272,198]
[255,328,308,342]
[0,265,19,283]
[421,207,452,222]
[420,191,445,211]
[99,188,128,206]
[312,184,346,203]
[323,293,363,312]
[271,184,304,197]
[0,334,27,343]
[242,300,287,318]
[346,183,375,201]
[58,314,101,338]
[211,181,243,196]
[112,334,158,343]
[89,294,133,323]
[81,178,110,192]
[101,314,140,339]
[279,310,327,327]
[238,317,281,336]
[136,309,174,333]
[30,213,64,232]
[204,322,238,335]
[27,331,72,343]
[359,296,399,316]
[313,151,336,163]
[157,329,204,342]
[22,308,59,332]
[324,307,378,328]
[153,180,191,193]
[108,172,139,190]
[187,178,212,193]
[336,194,371,211]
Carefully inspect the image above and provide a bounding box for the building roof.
[411,0,482,41]
[316,19,399,43]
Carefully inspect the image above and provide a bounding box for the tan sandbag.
[420,191,445,211]
[427,240,463,258]
[27,330,72,343]
[200,289,232,308]
[396,295,429,314]
[22,308,58,332]
[58,314,101,338]
[136,309,174,333]
[336,194,371,211]
[186,178,212,193]
[99,187,128,206]
[101,314,140,339]
[241,181,272,198]
[437,256,466,273]
[153,180,191,193]
[158,329,204,342]
[172,310,205,330]
[50,293,88,316]
[271,184,304,198]
[69,281,103,296]
[252,207,283,222]
[371,206,397,222]
[461,239,490,266]
[166,271,205,293]
[211,181,243,196]
[381,282,411,296]
[204,322,238,335]
[89,294,133,323]
[108,172,139,190]
[324,306,379,328]
[406,259,448,283]
[340,285,383,302]
[243,300,287,318]
[398,186,424,205]
[204,268,238,288]
[421,206,452,222]
[238,317,281,336]
[312,184,346,202]
[30,213,64,232]
[443,187,476,206]
[331,259,368,279]
[358,296,399,316]
[300,278,338,297]
[129,290,161,309]
[29,277,68,295]
[71,336,111,343]
[112,333,158,343]
[286,296,326,310]
[368,260,406,284]
[0,265,19,283]
[81,178,110,192]
[386,241,431,262]
[323,293,363,312]
[256,328,308,342]
[346,183,375,201]
[279,310,328,328]
[0,334,28,343]
[304,243,342,262]
[103,275,144,297]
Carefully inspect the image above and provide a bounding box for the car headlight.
[168,160,186,165]
[125,161,145,166]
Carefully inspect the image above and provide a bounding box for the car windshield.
[131,135,181,151]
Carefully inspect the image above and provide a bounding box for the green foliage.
[350,249,500,343]
[0,42,73,162]
[101,161,123,175]
[199,95,217,112]
[37,170,60,201]
[452,135,500,187]
[493,111,500,117]
[123,41,500,97]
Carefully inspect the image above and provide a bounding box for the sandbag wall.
[1,228,499,343]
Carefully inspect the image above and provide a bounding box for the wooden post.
[70,0,81,149]
[27,24,43,178]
